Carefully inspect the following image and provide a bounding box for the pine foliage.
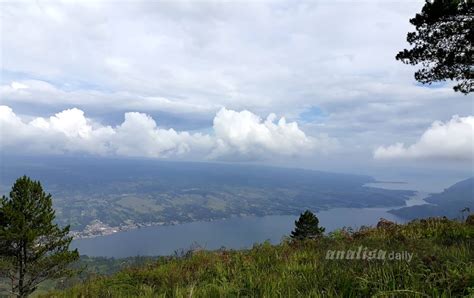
[0,176,79,297]
[290,210,325,240]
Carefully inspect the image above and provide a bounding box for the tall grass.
[44,218,474,297]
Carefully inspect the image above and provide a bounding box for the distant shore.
[371,180,408,184]
[70,192,422,240]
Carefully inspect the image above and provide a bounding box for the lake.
[72,193,426,257]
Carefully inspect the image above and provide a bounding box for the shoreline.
[71,191,424,240]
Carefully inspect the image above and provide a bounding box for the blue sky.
[0,0,472,179]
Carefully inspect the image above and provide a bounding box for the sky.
[0,0,473,185]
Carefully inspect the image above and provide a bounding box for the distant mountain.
[0,155,414,233]
[389,177,474,220]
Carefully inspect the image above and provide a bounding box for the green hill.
[43,217,474,297]
[390,177,474,220]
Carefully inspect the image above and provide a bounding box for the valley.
[1,156,415,236]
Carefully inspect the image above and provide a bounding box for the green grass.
[117,197,165,214]
[43,217,474,297]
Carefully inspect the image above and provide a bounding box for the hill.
[389,177,474,220]
[42,217,474,297]
[0,155,413,236]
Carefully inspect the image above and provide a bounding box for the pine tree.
[396,0,473,94]
[290,210,325,240]
[0,176,79,297]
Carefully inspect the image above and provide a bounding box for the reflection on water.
[364,181,413,191]
[403,191,430,207]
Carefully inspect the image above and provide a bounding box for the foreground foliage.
[396,0,473,94]
[44,217,473,297]
[0,176,78,297]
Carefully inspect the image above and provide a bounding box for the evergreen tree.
[290,210,325,240]
[0,176,79,297]
[396,0,473,94]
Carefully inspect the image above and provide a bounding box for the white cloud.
[0,106,330,160]
[210,108,334,159]
[31,108,92,138]
[0,105,115,155]
[10,82,29,90]
[0,79,218,116]
[374,116,474,161]
[112,111,214,158]
[1,0,472,170]
[0,0,440,117]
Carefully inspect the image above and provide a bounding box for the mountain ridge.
[389,177,474,220]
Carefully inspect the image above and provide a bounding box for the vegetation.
[390,177,474,220]
[467,214,474,226]
[290,210,325,240]
[396,0,473,94]
[0,157,413,235]
[0,176,79,297]
[43,217,473,297]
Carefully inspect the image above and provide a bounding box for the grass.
[117,197,165,214]
[43,217,474,297]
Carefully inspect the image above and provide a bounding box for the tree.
[290,210,325,240]
[396,0,473,94]
[466,213,474,226]
[0,176,79,297]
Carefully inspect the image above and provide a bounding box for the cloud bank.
[0,106,332,160]
[1,1,472,171]
[374,116,474,161]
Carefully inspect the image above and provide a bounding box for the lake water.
[72,193,426,258]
